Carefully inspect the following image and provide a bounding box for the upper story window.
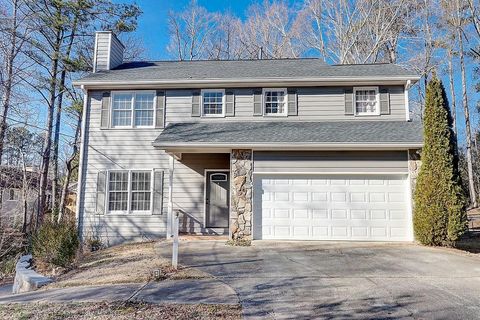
[8,189,19,201]
[111,91,155,128]
[354,87,379,116]
[263,88,287,116]
[201,89,225,117]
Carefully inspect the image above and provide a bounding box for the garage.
[252,174,413,241]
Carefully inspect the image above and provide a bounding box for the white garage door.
[253,175,412,241]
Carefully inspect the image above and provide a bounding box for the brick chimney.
[93,31,125,72]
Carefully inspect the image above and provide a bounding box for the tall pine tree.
[413,76,467,246]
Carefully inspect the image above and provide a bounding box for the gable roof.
[74,59,420,88]
[153,121,423,150]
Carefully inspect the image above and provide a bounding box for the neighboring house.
[73,31,422,245]
[0,166,42,227]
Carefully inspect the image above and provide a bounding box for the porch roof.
[152,121,423,151]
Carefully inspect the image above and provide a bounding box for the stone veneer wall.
[230,149,253,240]
[408,149,421,194]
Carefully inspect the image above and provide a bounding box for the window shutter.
[101,92,111,128]
[380,87,390,115]
[191,90,201,117]
[287,89,297,116]
[253,89,263,116]
[96,171,107,215]
[225,90,235,116]
[344,88,354,115]
[153,170,164,215]
[155,90,165,128]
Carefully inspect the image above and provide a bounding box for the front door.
[206,171,229,228]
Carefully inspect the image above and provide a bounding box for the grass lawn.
[48,241,211,288]
[0,301,242,320]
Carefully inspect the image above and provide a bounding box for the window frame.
[201,89,226,118]
[353,86,380,116]
[262,88,288,117]
[7,189,19,201]
[110,91,157,128]
[106,169,154,215]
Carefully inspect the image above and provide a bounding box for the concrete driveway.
[157,240,480,319]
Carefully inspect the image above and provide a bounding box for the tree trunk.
[0,0,19,165]
[458,28,477,207]
[21,153,28,233]
[51,19,78,214]
[37,24,62,226]
[58,112,81,223]
[448,48,457,136]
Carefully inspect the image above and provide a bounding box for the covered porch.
[160,150,252,240]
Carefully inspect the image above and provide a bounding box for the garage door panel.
[253,174,412,241]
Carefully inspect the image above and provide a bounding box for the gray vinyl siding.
[94,33,110,72]
[109,35,123,70]
[165,86,405,123]
[78,90,169,246]
[173,153,229,234]
[253,151,408,173]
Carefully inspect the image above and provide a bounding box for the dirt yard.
[0,301,242,320]
[48,241,211,288]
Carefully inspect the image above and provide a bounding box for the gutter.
[152,142,423,151]
[73,75,421,89]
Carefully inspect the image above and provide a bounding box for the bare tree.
[299,0,416,64]
[456,0,477,207]
[239,0,302,59]
[0,0,31,165]
[167,0,216,60]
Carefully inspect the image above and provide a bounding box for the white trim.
[110,90,156,129]
[353,86,380,116]
[201,89,226,117]
[107,32,112,70]
[75,88,88,228]
[405,80,411,121]
[253,171,409,175]
[73,76,421,89]
[167,155,175,238]
[106,169,154,215]
[92,34,99,73]
[204,169,230,229]
[262,88,288,117]
[157,142,424,151]
[406,150,415,241]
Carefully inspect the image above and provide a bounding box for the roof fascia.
[73,76,421,89]
[154,142,423,152]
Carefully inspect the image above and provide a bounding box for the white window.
[108,171,129,211]
[107,170,152,213]
[263,88,287,116]
[130,171,151,211]
[201,89,225,117]
[354,87,379,116]
[111,91,155,128]
[8,189,19,201]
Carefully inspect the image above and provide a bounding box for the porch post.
[230,149,253,241]
[167,155,175,238]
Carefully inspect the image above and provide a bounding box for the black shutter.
[96,171,107,214]
[155,90,165,128]
[344,88,354,115]
[191,90,201,117]
[100,92,111,128]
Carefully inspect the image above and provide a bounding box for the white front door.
[253,175,412,241]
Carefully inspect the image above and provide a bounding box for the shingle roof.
[152,121,423,148]
[78,59,419,84]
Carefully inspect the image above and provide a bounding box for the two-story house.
[74,31,422,245]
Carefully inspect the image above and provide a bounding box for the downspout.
[405,80,412,122]
[75,85,88,242]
